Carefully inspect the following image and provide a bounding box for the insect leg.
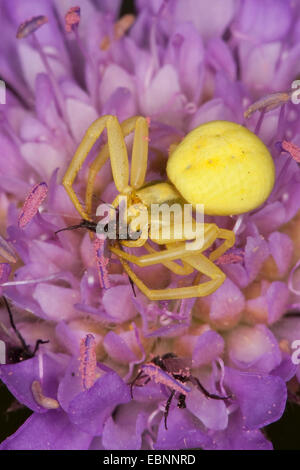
[164,389,176,430]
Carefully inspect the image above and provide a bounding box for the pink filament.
[65,6,81,33]
[16,16,48,39]
[281,140,300,163]
[18,182,48,229]
[244,92,290,119]
[93,236,110,289]
[216,250,244,265]
[79,334,97,390]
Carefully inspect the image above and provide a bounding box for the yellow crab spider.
[62,116,275,301]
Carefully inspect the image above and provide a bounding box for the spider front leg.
[85,116,149,216]
[109,222,221,276]
[117,249,225,300]
[209,228,235,262]
[63,115,147,220]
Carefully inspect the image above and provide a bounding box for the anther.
[18,182,48,229]
[79,334,97,390]
[16,16,48,39]
[31,380,60,409]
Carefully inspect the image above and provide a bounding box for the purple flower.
[0,0,300,451]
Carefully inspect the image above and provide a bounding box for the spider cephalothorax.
[62,116,275,300]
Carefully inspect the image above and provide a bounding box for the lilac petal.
[67,372,131,435]
[210,410,273,450]
[20,142,64,180]
[94,0,121,17]
[131,379,165,404]
[232,0,292,43]
[102,285,137,323]
[223,263,249,289]
[244,235,269,282]
[186,389,228,431]
[206,38,236,80]
[102,402,148,450]
[246,281,289,324]
[102,87,137,122]
[192,330,225,367]
[66,98,98,142]
[103,331,138,364]
[173,0,236,41]
[35,73,62,130]
[154,407,212,450]
[0,353,67,413]
[251,201,286,235]
[268,232,293,277]
[197,278,245,330]
[99,64,135,106]
[189,98,234,130]
[274,43,300,96]
[33,283,80,321]
[214,72,244,123]
[164,22,205,103]
[0,410,92,450]
[271,353,297,382]
[146,323,188,338]
[282,172,300,223]
[57,357,85,412]
[272,316,300,340]
[266,282,290,324]
[0,132,28,192]
[224,367,287,429]
[226,325,282,373]
[139,64,183,127]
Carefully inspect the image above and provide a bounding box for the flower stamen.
[79,333,97,390]
[31,380,60,409]
[18,182,48,229]
[16,16,48,39]
[93,236,110,290]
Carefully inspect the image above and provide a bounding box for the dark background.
[1,0,300,450]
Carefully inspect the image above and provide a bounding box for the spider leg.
[117,251,225,300]
[110,242,188,266]
[209,228,235,262]
[85,116,149,216]
[130,117,149,189]
[109,222,219,269]
[63,115,130,220]
[144,242,194,276]
[164,389,176,430]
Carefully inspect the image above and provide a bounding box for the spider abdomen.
[166,120,275,216]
